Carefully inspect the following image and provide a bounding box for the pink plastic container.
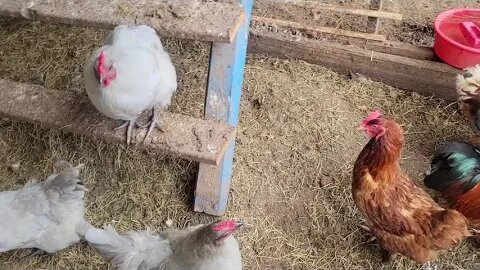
[434,8,480,69]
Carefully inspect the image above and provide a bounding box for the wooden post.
[367,0,383,34]
[194,0,254,215]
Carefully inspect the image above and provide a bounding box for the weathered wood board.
[249,31,459,101]
[0,79,236,165]
[0,0,245,43]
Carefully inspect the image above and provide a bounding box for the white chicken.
[0,162,91,255]
[456,65,480,144]
[85,219,244,270]
[84,24,177,145]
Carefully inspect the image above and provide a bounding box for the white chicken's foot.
[23,248,49,258]
[143,107,164,143]
[113,120,135,145]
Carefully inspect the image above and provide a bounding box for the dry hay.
[0,3,480,270]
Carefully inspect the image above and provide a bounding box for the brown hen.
[352,111,470,264]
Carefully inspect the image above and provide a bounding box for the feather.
[0,163,90,253]
[85,225,171,270]
[424,141,480,194]
[353,114,469,263]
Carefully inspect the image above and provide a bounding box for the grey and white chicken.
[0,162,91,255]
[85,219,244,270]
[456,65,480,144]
[83,24,177,145]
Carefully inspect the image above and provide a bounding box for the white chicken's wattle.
[0,162,92,255]
[84,24,177,144]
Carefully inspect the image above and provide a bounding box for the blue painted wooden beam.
[194,0,254,216]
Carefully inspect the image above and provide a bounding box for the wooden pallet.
[0,0,255,216]
[257,0,402,41]
[0,0,245,43]
[0,79,236,165]
[249,31,458,101]
[249,0,458,101]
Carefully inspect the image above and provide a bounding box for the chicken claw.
[23,248,49,258]
[143,107,164,143]
[113,120,135,145]
[358,224,376,243]
[420,261,439,270]
[381,251,398,263]
[469,228,480,235]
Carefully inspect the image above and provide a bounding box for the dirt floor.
[1,0,480,269]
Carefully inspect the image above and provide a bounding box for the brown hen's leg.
[113,120,136,145]
[143,106,165,143]
[358,223,376,243]
[381,251,398,263]
[420,261,439,270]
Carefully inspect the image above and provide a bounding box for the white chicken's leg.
[113,120,136,145]
[23,248,49,258]
[143,106,164,143]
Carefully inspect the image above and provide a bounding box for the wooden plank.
[248,31,459,101]
[252,16,387,41]
[277,0,402,20]
[366,0,383,34]
[341,38,436,61]
[0,0,245,43]
[0,79,236,165]
[316,32,435,60]
[194,0,254,216]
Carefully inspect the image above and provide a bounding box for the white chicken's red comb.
[212,220,237,231]
[362,110,381,125]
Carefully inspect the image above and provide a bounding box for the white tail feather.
[85,226,135,270]
[86,225,171,270]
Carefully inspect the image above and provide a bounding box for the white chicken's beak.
[99,75,105,86]
[234,221,244,228]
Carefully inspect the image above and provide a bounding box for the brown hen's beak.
[357,125,366,131]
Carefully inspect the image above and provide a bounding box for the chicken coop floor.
[0,0,480,269]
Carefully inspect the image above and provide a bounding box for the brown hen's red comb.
[362,110,381,125]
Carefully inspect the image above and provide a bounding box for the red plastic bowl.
[434,8,480,69]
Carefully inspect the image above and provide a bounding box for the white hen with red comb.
[84,24,177,144]
[85,219,244,270]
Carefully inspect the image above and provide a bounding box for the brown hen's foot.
[469,228,480,235]
[381,251,398,263]
[358,224,376,243]
[113,120,135,145]
[143,107,165,143]
[420,261,440,270]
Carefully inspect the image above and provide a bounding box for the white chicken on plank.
[85,219,244,270]
[0,162,92,255]
[84,24,177,145]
